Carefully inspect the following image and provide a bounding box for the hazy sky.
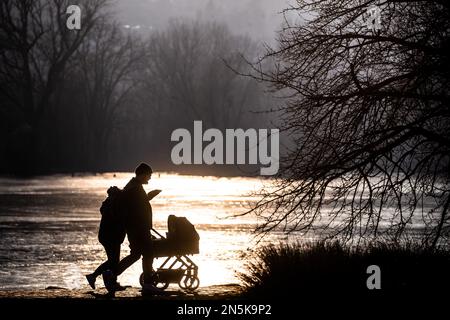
[114,0,293,42]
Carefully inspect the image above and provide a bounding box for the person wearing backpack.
[85,186,126,292]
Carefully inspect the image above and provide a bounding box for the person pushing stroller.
[86,163,163,295]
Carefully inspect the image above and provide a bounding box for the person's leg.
[142,239,154,284]
[92,244,120,277]
[92,260,109,278]
[139,238,165,295]
[86,243,119,289]
[105,243,120,275]
[116,246,141,276]
[102,243,121,290]
[142,255,154,283]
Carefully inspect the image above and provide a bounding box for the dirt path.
[0,284,243,300]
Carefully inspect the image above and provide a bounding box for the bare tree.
[0,0,108,172]
[245,0,450,247]
[70,19,145,169]
[141,21,263,130]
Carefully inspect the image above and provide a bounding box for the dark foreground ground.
[0,284,242,300]
[0,283,442,319]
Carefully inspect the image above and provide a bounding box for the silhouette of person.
[115,162,163,294]
[85,187,126,292]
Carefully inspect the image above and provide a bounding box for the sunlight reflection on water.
[0,172,293,290]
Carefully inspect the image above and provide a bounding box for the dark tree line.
[0,1,272,175]
[0,0,108,173]
[246,0,450,247]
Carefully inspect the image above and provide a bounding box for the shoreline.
[0,284,243,300]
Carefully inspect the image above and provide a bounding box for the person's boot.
[102,270,116,293]
[141,283,167,296]
[114,282,127,291]
[85,273,96,290]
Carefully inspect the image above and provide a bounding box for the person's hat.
[135,163,153,176]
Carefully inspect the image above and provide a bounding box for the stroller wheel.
[155,282,169,290]
[139,272,169,290]
[179,275,200,291]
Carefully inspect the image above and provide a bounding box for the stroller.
[139,215,200,291]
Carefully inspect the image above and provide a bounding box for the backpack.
[100,186,123,218]
[98,186,126,245]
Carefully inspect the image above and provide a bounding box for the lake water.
[0,172,433,291]
[0,173,297,290]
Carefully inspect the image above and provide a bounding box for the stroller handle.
[151,228,165,239]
